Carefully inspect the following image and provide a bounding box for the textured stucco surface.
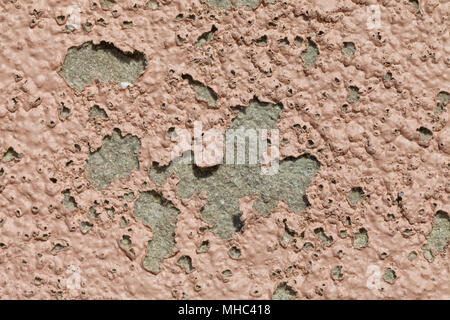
[0,0,449,300]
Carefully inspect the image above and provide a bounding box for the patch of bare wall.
[203,0,262,9]
[85,129,141,190]
[134,191,180,273]
[150,99,320,239]
[59,41,147,93]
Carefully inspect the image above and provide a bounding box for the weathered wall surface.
[0,0,448,299]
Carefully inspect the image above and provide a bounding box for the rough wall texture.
[0,0,448,300]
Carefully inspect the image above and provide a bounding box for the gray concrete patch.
[353,228,368,249]
[272,282,297,300]
[2,147,21,162]
[197,25,218,48]
[203,0,261,9]
[423,210,449,261]
[348,187,364,206]
[331,265,343,281]
[89,105,108,119]
[59,41,147,93]
[314,227,333,247]
[347,86,360,103]
[383,268,397,284]
[417,127,433,140]
[301,38,319,68]
[177,255,194,273]
[436,91,448,114]
[182,74,218,107]
[342,42,356,57]
[61,189,77,211]
[150,99,320,240]
[85,129,141,190]
[134,191,180,273]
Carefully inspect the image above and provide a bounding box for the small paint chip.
[2,147,21,162]
[197,240,210,253]
[273,282,297,300]
[197,25,217,48]
[301,38,319,68]
[85,129,141,190]
[61,189,77,211]
[314,227,333,247]
[177,255,194,273]
[228,246,241,259]
[353,228,368,249]
[436,91,449,114]
[294,36,303,46]
[383,268,397,284]
[89,105,108,119]
[203,0,261,9]
[348,187,364,206]
[182,74,218,107]
[409,0,419,10]
[51,241,69,255]
[80,221,93,234]
[255,35,268,46]
[408,251,417,261]
[59,103,70,119]
[342,42,356,57]
[417,127,432,140]
[423,210,449,260]
[146,1,158,9]
[347,86,360,103]
[331,265,344,281]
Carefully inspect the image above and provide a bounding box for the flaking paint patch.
[436,91,449,114]
[347,86,360,103]
[348,187,364,206]
[342,42,356,57]
[301,38,319,68]
[2,147,21,162]
[134,191,180,274]
[85,129,141,190]
[383,268,397,284]
[423,211,450,260]
[61,189,77,211]
[272,282,297,300]
[197,25,218,48]
[89,105,108,119]
[203,0,261,9]
[177,255,194,273]
[150,99,320,239]
[331,266,343,281]
[353,228,368,249]
[182,74,218,107]
[59,41,147,93]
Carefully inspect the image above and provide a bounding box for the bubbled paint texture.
[0,0,449,300]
